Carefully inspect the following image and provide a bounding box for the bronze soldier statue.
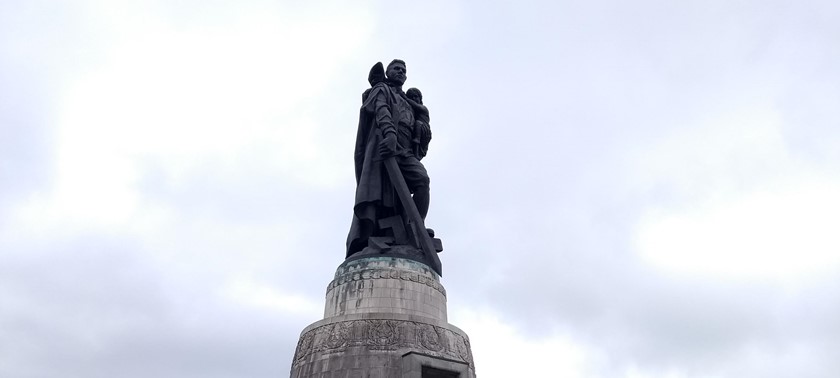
[346,59,440,274]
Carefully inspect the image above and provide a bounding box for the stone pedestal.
[290,257,475,378]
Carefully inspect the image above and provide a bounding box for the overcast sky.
[2,1,840,377]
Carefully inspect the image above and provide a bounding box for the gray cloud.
[3,0,840,377]
[0,235,308,378]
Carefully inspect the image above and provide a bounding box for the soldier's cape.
[346,62,399,257]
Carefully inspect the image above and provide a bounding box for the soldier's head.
[386,59,407,85]
[406,87,423,104]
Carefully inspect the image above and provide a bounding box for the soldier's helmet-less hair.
[386,59,406,72]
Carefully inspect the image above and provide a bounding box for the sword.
[382,156,443,276]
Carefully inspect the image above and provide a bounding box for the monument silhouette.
[289,60,475,378]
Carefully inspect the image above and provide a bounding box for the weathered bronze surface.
[346,59,442,275]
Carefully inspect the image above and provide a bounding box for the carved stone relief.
[292,319,474,370]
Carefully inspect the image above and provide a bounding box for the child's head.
[406,87,423,104]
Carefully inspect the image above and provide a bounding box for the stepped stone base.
[290,257,475,378]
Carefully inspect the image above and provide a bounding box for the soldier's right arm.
[372,89,398,156]
[373,91,397,138]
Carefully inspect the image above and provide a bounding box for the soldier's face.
[387,63,407,85]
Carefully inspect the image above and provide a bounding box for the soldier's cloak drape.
[346,82,400,257]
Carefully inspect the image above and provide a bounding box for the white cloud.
[8,1,374,233]
[627,106,792,200]
[631,106,840,280]
[636,175,840,280]
[4,1,840,377]
[451,308,593,378]
[222,277,321,318]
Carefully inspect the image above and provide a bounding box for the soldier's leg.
[413,186,430,220]
[398,156,431,220]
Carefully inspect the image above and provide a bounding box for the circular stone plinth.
[324,256,448,321]
[290,257,475,378]
[291,313,475,378]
